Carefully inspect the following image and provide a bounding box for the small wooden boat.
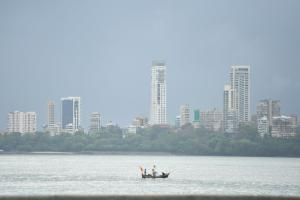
[142,173,170,179]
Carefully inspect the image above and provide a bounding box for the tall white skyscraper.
[230,66,250,123]
[61,97,81,134]
[8,111,37,134]
[180,104,190,127]
[150,61,167,125]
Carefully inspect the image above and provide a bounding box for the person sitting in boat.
[152,165,157,177]
[162,172,166,176]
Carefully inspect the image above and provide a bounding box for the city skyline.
[3,64,298,132]
[1,0,300,130]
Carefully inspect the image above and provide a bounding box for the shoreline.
[0,151,300,158]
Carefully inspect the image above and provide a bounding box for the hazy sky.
[0,0,300,130]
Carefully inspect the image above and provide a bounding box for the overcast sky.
[0,0,300,130]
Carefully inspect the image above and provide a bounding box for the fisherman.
[144,168,147,175]
[152,165,157,177]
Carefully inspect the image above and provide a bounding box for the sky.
[0,0,300,130]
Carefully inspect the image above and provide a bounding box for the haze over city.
[1,0,300,130]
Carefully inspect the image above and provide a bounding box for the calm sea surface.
[0,154,300,196]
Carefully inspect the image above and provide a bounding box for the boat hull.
[142,173,169,179]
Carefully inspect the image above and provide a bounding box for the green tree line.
[0,125,300,156]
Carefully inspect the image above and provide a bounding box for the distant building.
[132,117,148,128]
[45,101,60,135]
[223,84,238,133]
[256,99,280,126]
[257,116,269,137]
[271,116,296,138]
[89,112,101,133]
[8,111,37,134]
[180,104,190,127]
[126,116,148,135]
[48,101,55,128]
[61,97,81,134]
[200,108,223,132]
[193,109,200,129]
[230,66,250,123]
[150,61,167,125]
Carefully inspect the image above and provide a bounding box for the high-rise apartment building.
[45,101,60,135]
[8,111,37,134]
[223,84,238,133]
[48,101,55,128]
[150,61,167,125]
[180,104,190,127]
[61,97,81,134]
[89,112,101,133]
[230,66,250,123]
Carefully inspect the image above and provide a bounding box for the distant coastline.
[1,151,300,158]
[1,126,300,157]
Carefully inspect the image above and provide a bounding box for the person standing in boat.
[152,165,157,177]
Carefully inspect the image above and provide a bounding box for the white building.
[180,104,190,127]
[257,116,269,137]
[271,116,296,138]
[61,97,81,134]
[8,111,37,134]
[200,108,223,132]
[223,84,238,133]
[230,66,250,124]
[89,112,101,133]
[150,61,167,125]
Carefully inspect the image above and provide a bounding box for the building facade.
[46,101,60,135]
[200,108,223,132]
[61,97,81,134]
[89,112,101,133]
[223,84,238,133]
[230,66,250,123]
[256,99,280,126]
[257,116,269,137]
[180,104,190,127]
[271,116,296,138]
[8,111,37,134]
[132,117,148,128]
[150,62,167,125]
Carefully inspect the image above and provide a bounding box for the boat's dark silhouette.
[142,173,170,179]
